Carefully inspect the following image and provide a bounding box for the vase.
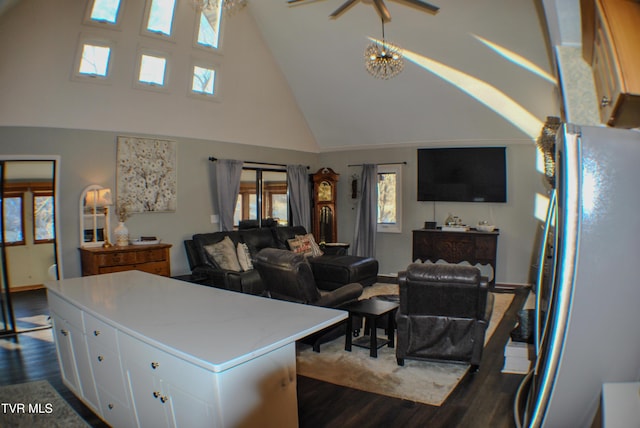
[114,221,129,247]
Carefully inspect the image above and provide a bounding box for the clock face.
[318,181,332,201]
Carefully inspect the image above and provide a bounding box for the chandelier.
[364,22,404,80]
[193,0,247,15]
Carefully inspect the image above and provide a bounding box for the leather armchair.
[254,248,364,351]
[395,263,494,369]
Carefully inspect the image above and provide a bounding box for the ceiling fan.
[287,0,440,23]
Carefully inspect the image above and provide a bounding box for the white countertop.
[45,271,346,373]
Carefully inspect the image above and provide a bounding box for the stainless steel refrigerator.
[515,124,640,427]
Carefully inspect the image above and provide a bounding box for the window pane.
[1,196,23,243]
[248,194,257,220]
[146,0,176,36]
[79,44,111,77]
[233,195,242,226]
[34,195,54,241]
[139,54,167,85]
[271,194,288,225]
[192,66,215,95]
[197,7,222,49]
[377,172,397,224]
[90,0,121,24]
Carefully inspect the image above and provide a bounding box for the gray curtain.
[286,164,311,231]
[352,164,377,258]
[214,159,243,231]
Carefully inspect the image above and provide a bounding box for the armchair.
[254,248,364,351]
[395,263,494,370]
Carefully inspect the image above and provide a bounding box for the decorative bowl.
[476,224,495,232]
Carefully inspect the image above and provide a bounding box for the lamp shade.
[85,188,112,208]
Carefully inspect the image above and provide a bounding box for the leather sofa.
[395,263,494,370]
[254,248,364,351]
[185,226,378,295]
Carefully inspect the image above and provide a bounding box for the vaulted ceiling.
[248,0,560,150]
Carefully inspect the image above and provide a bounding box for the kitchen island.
[46,270,346,428]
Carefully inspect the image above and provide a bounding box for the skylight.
[139,54,167,85]
[192,65,216,95]
[197,5,222,49]
[79,44,111,77]
[89,0,122,24]
[145,0,177,37]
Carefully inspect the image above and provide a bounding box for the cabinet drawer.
[84,312,118,349]
[88,342,128,400]
[119,333,216,399]
[48,294,84,330]
[97,386,134,428]
[96,249,166,267]
[99,261,169,276]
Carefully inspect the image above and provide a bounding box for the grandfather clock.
[312,167,339,243]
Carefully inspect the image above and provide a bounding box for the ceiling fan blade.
[330,0,359,19]
[372,0,392,22]
[394,0,440,13]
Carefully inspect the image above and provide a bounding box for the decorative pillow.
[287,237,313,257]
[295,233,324,257]
[237,242,253,271]
[204,236,241,272]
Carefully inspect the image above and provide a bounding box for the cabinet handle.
[97,355,104,362]
[60,329,69,336]
[93,330,100,336]
[151,361,160,369]
[160,396,168,404]
[108,404,114,410]
[153,391,160,398]
[601,96,611,107]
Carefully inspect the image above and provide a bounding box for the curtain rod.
[348,161,407,167]
[208,157,309,169]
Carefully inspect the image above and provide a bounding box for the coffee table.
[341,298,399,358]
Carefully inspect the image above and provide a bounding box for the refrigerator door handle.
[534,189,556,353]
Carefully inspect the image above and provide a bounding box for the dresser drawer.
[48,293,84,330]
[97,248,166,267]
[84,312,118,349]
[99,261,169,276]
[119,333,216,399]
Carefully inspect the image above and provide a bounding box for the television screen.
[417,147,507,202]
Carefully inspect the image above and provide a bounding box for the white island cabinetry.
[46,270,346,428]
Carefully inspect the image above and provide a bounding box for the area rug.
[0,380,90,427]
[297,285,514,406]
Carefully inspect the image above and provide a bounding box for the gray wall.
[319,142,547,286]
[0,126,318,279]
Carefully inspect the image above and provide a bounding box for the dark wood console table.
[412,229,499,286]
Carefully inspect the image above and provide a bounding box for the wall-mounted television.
[417,147,507,202]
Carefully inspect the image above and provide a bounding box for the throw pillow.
[237,242,253,271]
[295,233,324,257]
[204,236,242,272]
[287,237,313,257]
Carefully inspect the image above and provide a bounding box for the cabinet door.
[51,314,81,394]
[127,367,172,428]
[168,382,215,428]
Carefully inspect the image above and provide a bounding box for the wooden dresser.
[412,229,499,285]
[79,243,172,277]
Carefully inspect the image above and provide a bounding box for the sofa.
[185,225,379,295]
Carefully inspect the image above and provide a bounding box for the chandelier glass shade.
[364,39,404,80]
[365,21,404,80]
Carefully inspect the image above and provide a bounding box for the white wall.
[0,0,318,152]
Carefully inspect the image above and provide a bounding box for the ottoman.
[309,255,379,291]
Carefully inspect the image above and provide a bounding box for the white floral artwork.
[116,136,177,213]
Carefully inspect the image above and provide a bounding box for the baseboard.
[10,284,45,293]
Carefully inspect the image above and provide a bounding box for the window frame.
[188,59,221,101]
[141,0,178,41]
[376,164,403,234]
[134,47,170,92]
[72,34,116,84]
[1,192,25,246]
[83,0,124,30]
[33,191,55,244]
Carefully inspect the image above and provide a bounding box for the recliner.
[254,248,364,351]
[395,263,494,369]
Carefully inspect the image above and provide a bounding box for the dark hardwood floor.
[0,287,528,428]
